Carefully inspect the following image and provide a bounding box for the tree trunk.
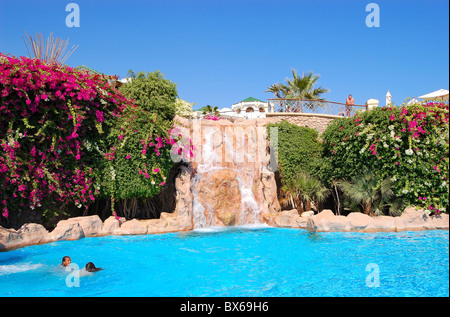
[130,197,138,218]
[294,196,303,213]
[305,200,311,211]
[363,202,372,215]
[289,193,296,210]
[333,183,341,215]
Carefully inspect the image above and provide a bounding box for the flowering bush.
[174,98,194,117]
[321,101,449,214]
[0,53,131,222]
[99,104,194,218]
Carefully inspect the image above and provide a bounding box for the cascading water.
[191,124,263,229]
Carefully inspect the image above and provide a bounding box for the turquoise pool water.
[0,226,448,297]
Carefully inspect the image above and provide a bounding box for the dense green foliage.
[119,70,178,120]
[320,102,449,214]
[267,120,323,187]
[100,108,173,199]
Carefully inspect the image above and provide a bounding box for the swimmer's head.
[62,256,71,267]
[85,262,103,272]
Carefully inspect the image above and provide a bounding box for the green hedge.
[267,120,323,185]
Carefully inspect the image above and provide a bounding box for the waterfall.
[191,123,263,228]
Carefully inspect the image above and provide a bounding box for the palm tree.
[265,68,329,112]
[200,105,219,116]
[286,69,329,100]
[280,178,302,212]
[337,171,394,216]
[266,83,289,99]
[293,172,330,212]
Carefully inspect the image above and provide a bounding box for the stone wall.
[259,113,341,135]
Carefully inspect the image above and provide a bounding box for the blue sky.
[1,0,448,110]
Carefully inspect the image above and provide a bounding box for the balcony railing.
[267,98,367,117]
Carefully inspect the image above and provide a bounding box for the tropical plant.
[337,171,394,216]
[200,105,219,116]
[279,178,299,211]
[265,68,329,112]
[266,82,289,99]
[293,172,330,212]
[285,69,329,100]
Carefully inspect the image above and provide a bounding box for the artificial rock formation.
[269,207,449,232]
[174,115,280,228]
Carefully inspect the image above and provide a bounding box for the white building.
[230,97,268,119]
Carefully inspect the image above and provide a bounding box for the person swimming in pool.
[85,262,103,273]
[61,256,71,267]
[61,257,103,273]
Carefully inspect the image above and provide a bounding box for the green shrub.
[267,120,323,186]
[119,70,177,120]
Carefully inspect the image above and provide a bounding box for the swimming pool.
[0,226,448,297]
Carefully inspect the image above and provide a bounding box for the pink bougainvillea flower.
[96,110,105,122]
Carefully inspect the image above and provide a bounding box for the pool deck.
[1,207,448,251]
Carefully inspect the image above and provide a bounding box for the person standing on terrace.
[346,94,355,117]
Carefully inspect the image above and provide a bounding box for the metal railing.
[267,98,367,117]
